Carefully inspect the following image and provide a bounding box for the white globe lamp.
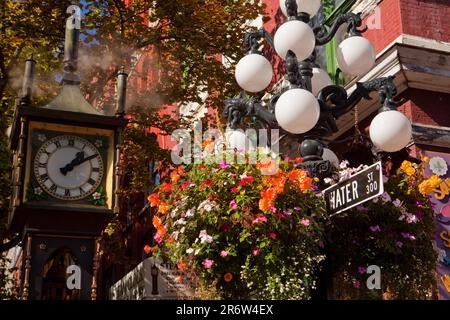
[274,20,315,61]
[322,148,340,167]
[369,110,412,152]
[336,36,376,76]
[226,129,255,152]
[235,54,273,93]
[279,0,322,18]
[311,67,332,96]
[275,88,320,134]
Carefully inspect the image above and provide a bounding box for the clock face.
[33,135,104,200]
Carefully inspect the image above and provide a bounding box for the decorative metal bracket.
[315,12,368,45]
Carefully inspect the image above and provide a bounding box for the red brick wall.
[400,0,450,43]
[399,89,450,126]
[363,0,450,54]
[363,0,403,54]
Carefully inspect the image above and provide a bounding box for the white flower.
[171,231,179,241]
[339,160,349,169]
[37,134,46,142]
[372,197,379,203]
[194,249,201,256]
[382,175,389,183]
[180,227,185,234]
[186,248,194,254]
[185,209,195,218]
[34,187,43,195]
[94,139,103,148]
[199,229,213,244]
[92,192,101,200]
[323,177,335,185]
[381,192,391,203]
[204,204,212,212]
[392,199,402,207]
[174,218,186,226]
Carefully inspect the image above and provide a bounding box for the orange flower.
[143,245,151,254]
[177,166,185,176]
[295,157,303,164]
[158,202,169,214]
[287,169,307,182]
[170,171,180,183]
[224,272,233,282]
[259,188,276,212]
[157,225,166,237]
[178,262,186,272]
[175,275,183,283]
[148,193,159,207]
[152,216,162,228]
[299,177,312,191]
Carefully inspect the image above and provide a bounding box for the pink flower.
[353,280,361,289]
[283,210,292,216]
[270,233,277,240]
[369,225,381,232]
[300,219,310,226]
[202,259,214,269]
[154,233,162,244]
[396,241,403,248]
[220,250,229,257]
[358,266,367,274]
[269,206,277,213]
[231,187,238,193]
[252,249,260,256]
[252,215,268,224]
[219,160,230,169]
[229,199,237,210]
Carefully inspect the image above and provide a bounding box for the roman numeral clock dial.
[33,135,104,201]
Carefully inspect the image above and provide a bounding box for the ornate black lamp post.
[223,0,412,179]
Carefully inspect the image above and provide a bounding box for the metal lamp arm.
[223,96,277,130]
[315,12,368,46]
[318,76,405,118]
[244,28,274,54]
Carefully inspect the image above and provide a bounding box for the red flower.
[200,179,213,190]
[231,187,238,193]
[238,176,254,186]
[143,245,151,254]
[161,182,172,193]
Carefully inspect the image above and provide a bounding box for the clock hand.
[76,153,98,165]
[60,153,99,175]
[60,151,85,175]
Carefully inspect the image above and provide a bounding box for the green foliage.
[80,0,264,111]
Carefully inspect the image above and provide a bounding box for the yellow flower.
[400,160,412,171]
[428,175,442,188]
[405,166,416,176]
[419,181,433,195]
[423,156,430,163]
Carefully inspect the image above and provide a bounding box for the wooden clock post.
[8,17,128,300]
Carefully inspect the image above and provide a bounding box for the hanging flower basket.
[148,155,327,299]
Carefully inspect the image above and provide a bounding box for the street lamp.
[223,0,412,178]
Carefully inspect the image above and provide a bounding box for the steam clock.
[8,16,128,299]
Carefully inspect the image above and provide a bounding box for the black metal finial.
[62,10,81,84]
[115,66,128,117]
[20,54,36,105]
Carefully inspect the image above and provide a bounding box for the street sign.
[323,161,384,215]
